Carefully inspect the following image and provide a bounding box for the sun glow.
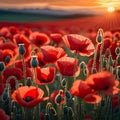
[107,7,115,12]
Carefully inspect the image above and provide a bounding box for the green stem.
[22,55,26,85]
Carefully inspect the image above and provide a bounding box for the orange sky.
[0,0,120,12]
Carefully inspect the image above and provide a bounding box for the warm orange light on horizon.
[107,7,115,13]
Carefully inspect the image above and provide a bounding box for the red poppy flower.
[0,50,4,61]
[2,67,23,88]
[97,37,112,55]
[104,31,112,38]
[29,32,50,47]
[0,27,12,40]
[50,33,63,43]
[36,66,56,85]
[70,80,93,98]
[9,26,19,35]
[113,31,120,40]
[56,56,80,77]
[86,71,119,95]
[0,42,18,60]
[19,27,32,37]
[0,109,9,120]
[37,52,47,66]
[62,34,95,56]
[41,45,66,63]
[84,93,102,104]
[50,89,64,104]
[12,86,48,108]
[13,34,31,59]
[1,49,16,66]
[70,80,101,104]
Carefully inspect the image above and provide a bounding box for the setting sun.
[107,7,115,12]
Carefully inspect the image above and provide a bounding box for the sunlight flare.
[107,6,115,12]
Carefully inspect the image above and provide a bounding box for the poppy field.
[0,17,120,120]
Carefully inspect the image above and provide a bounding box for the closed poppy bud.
[103,58,107,68]
[96,34,102,43]
[117,66,120,79]
[92,68,97,74]
[55,94,62,104]
[26,77,32,87]
[0,61,5,72]
[65,91,72,99]
[5,55,11,63]
[115,47,120,55]
[61,78,67,87]
[96,29,103,44]
[4,97,10,105]
[79,61,86,69]
[116,55,120,64]
[18,43,26,55]
[2,92,8,101]
[112,68,116,75]
[108,55,114,66]
[30,56,38,68]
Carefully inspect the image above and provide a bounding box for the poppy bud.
[92,68,97,74]
[5,55,11,63]
[30,56,38,68]
[55,74,60,81]
[4,97,10,105]
[61,78,67,87]
[63,106,68,115]
[102,58,107,68]
[112,68,116,75]
[96,35,102,44]
[55,94,62,104]
[45,114,50,120]
[26,77,32,87]
[116,55,120,65]
[115,47,120,55]
[108,55,114,66]
[18,43,26,55]
[96,28,103,44]
[0,61,5,72]
[69,98,74,106]
[117,66,120,79]
[79,61,86,69]
[2,92,8,101]
[65,91,72,99]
